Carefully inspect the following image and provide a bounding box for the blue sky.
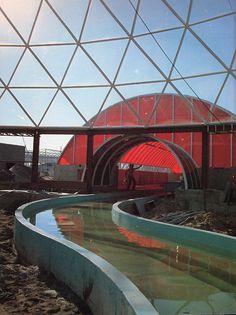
[0,0,235,150]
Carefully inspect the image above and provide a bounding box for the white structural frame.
[0,0,235,128]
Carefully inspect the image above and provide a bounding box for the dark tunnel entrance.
[91,134,200,190]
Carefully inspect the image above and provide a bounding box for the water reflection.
[33,202,236,315]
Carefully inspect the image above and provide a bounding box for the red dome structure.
[58,93,236,190]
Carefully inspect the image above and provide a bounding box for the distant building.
[0,143,25,170]
[25,149,61,178]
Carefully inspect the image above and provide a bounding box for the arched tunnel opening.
[90,135,200,190]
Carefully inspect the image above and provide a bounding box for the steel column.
[202,127,209,210]
[31,130,40,184]
[86,133,94,193]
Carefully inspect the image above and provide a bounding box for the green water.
[34,202,236,315]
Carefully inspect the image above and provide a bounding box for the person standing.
[125,164,142,190]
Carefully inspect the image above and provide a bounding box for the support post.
[31,130,40,184]
[202,127,209,210]
[86,133,94,193]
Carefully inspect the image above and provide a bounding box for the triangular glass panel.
[167,0,190,22]
[117,82,166,99]
[30,1,75,44]
[135,28,184,75]
[40,91,85,126]
[95,88,123,111]
[64,87,110,122]
[0,47,25,83]
[135,35,172,76]
[190,0,235,23]
[81,0,127,41]
[154,29,185,67]
[0,91,34,126]
[39,134,72,151]
[10,49,56,87]
[217,73,236,116]
[1,0,41,41]
[233,57,236,70]
[116,41,166,84]
[83,39,128,81]
[171,30,225,78]
[230,0,236,10]
[134,0,182,35]
[192,15,235,67]
[170,73,227,103]
[87,88,121,126]
[165,82,179,95]
[32,45,76,84]
[97,88,140,126]
[0,11,23,44]
[11,88,57,125]
[0,88,5,99]
[63,47,109,86]
[104,0,138,33]
[48,0,89,39]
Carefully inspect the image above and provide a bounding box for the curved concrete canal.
[32,201,236,315]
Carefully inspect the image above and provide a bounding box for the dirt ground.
[0,190,235,314]
[146,197,236,236]
[0,191,92,315]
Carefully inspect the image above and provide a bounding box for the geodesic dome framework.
[0,0,235,129]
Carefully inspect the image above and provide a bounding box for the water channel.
[31,202,236,315]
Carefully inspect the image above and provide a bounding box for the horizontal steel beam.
[0,122,235,136]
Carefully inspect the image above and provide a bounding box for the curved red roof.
[58,93,236,170]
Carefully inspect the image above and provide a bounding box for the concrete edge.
[112,200,236,258]
[14,193,158,315]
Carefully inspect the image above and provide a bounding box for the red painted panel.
[212,106,232,122]
[192,99,210,123]
[94,135,105,151]
[139,95,155,125]
[122,99,138,126]
[174,133,191,155]
[93,111,105,126]
[233,133,236,167]
[58,137,74,165]
[58,94,234,173]
[174,95,191,125]
[106,105,121,126]
[156,133,172,142]
[155,95,173,125]
[120,142,181,172]
[118,169,168,189]
[212,134,231,167]
[192,132,202,167]
[74,135,87,165]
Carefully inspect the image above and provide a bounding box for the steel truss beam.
[0,122,235,137]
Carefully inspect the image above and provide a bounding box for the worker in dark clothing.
[125,164,142,190]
